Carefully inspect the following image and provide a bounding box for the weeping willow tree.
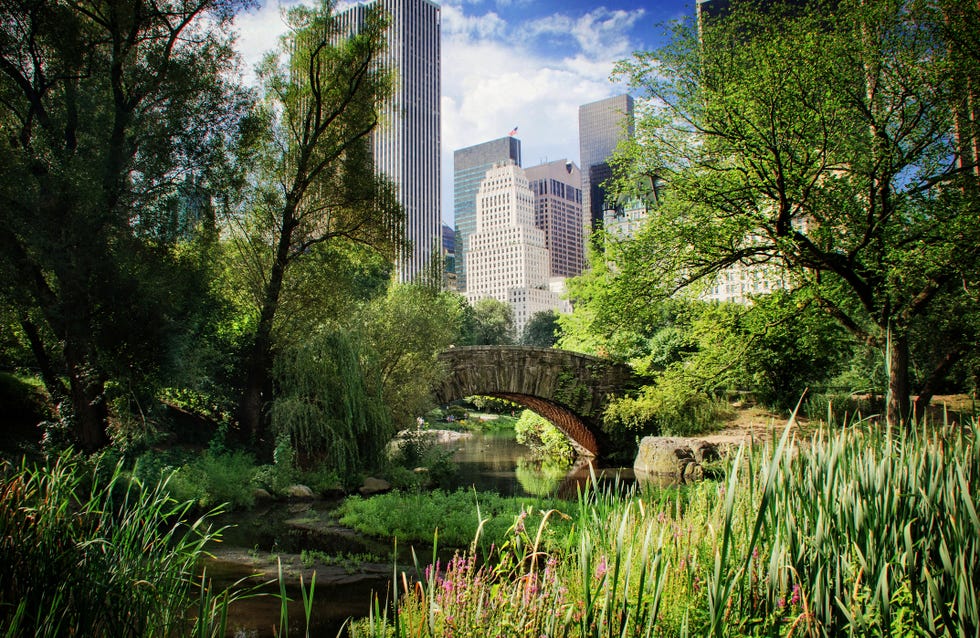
[270,329,391,476]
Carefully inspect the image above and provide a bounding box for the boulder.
[634,437,721,483]
[359,477,392,497]
[252,487,274,502]
[284,484,315,499]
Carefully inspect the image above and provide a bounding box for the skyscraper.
[337,0,441,284]
[578,94,634,232]
[525,160,584,278]
[453,136,522,292]
[466,161,569,337]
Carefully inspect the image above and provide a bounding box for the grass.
[347,416,980,637]
[0,452,249,637]
[336,488,570,550]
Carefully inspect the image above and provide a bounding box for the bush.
[385,430,457,490]
[514,410,575,465]
[165,450,258,509]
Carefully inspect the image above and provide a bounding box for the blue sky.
[233,0,695,224]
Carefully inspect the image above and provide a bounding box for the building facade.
[525,160,584,278]
[453,136,522,292]
[441,223,457,291]
[465,161,568,337]
[578,94,634,233]
[338,0,441,284]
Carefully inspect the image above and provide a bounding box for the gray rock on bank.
[359,477,392,496]
[634,437,721,483]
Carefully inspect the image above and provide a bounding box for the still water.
[206,430,631,637]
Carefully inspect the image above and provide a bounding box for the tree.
[232,1,401,443]
[358,284,464,429]
[613,0,980,425]
[469,298,514,346]
[0,0,249,450]
[520,310,561,348]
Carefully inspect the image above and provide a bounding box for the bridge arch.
[433,346,638,458]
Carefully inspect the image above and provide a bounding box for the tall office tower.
[525,160,584,278]
[578,94,634,232]
[453,136,522,292]
[337,0,441,284]
[466,161,569,337]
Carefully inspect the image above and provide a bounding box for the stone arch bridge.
[433,346,640,458]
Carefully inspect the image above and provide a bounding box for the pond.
[204,429,633,637]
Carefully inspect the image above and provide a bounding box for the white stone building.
[465,161,570,336]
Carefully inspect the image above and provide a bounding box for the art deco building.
[337,0,441,284]
[578,94,634,232]
[465,161,569,336]
[453,136,522,292]
[525,160,584,278]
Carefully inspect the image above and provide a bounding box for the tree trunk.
[913,346,966,422]
[19,317,68,403]
[886,331,911,427]
[64,343,109,451]
[238,211,296,447]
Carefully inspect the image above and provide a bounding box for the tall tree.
[0,0,249,450]
[613,0,980,425]
[232,1,401,443]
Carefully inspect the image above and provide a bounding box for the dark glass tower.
[578,94,634,233]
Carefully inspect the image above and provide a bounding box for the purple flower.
[595,556,608,579]
[790,583,801,606]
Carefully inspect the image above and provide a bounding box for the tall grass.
[0,453,243,637]
[348,417,979,637]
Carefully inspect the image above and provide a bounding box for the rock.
[252,487,274,502]
[634,437,721,483]
[359,477,392,497]
[285,484,315,499]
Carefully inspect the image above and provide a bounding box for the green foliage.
[611,0,980,424]
[357,284,464,430]
[336,489,568,550]
[270,328,391,477]
[604,378,733,444]
[232,0,402,440]
[469,297,515,345]
[0,0,248,450]
[514,410,575,465]
[351,418,980,638]
[735,291,850,410]
[520,310,562,347]
[163,451,258,510]
[385,431,458,490]
[0,454,238,636]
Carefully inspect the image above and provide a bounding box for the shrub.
[165,450,258,510]
[514,410,575,465]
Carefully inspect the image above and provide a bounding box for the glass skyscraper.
[452,136,521,292]
[578,94,634,233]
[338,0,441,284]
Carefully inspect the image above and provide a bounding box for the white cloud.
[440,2,640,222]
[233,2,291,82]
[231,0,643,224]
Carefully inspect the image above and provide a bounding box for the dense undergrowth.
[0,454,241,637]
[2,417,977,637]
[350,418,980,637]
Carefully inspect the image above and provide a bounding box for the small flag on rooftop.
[508,126,518,136]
